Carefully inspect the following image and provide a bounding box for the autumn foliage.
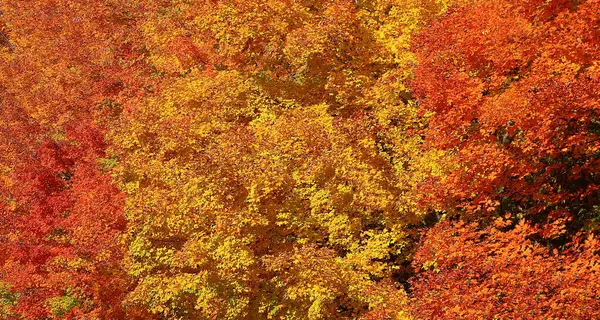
[408,0,600,317]
[0,0,599,319]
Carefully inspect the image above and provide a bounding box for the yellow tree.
[108,0,465,318]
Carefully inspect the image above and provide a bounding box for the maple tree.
[412,0,600,231]
[408,0,600,318]
[410,219,600,319]
[0,0,150,318]
[107,0,463,318]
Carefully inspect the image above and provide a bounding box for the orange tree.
[408,0,600,317]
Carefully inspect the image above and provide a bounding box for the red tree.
[0,0,151,317]
[409,0,600,317]
[410,219,600,318]
[412,0,600,238]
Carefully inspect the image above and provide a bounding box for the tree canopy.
[1,0,599,319]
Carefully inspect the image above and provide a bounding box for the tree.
[0,0,150,317]
[410,219,600,318]
[409,0,600,317]
[412,0,600,231]
[108,0,463,318]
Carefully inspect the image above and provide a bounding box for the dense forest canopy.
[0,0,599,319]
